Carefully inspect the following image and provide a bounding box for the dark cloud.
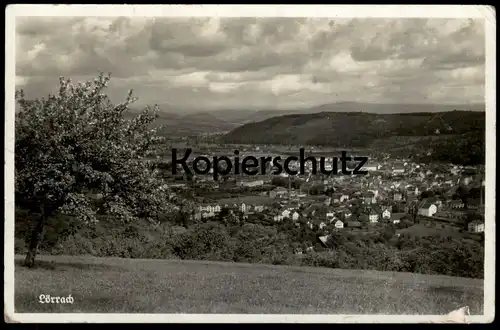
[149,19,228,58]
[15,16,486,110]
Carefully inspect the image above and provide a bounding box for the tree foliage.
[15,73,174,266]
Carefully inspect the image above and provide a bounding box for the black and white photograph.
[4,5,495,323]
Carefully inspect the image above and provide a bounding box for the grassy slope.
[15,255,483,314]
[396,224,465,239]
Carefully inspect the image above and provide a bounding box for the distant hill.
[301,102,484,115]
[124,109,239,136]
[222,110,486,165]
[211,102,485,125]
[211,109,304,125]
[223,110,485,146]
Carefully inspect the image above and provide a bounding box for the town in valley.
[143,136,486,255]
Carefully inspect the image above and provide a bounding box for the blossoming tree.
[15,73,174,267]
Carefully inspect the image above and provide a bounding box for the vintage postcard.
[4,4,495,323]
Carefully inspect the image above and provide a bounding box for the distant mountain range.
[124,110,239,136]
[16,102,485,141]
[122,102,485,138]
[190,102,485,126]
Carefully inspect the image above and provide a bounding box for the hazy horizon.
[16,17,485,112]
[14,99,486,116]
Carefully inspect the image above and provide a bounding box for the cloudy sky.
[16,17,485,111]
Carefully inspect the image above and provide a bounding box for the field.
[396,224,465,238]
[14,255,484,314]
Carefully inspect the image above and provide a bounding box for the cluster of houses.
[195,192,412,232]
[176,158,485,236]
[193,193,483,235]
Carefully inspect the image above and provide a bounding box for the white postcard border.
[4,4,496,323]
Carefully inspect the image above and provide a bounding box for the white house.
[418,202,438,217]
[292,211,300,221]
[240,203,247,213]
[382,209,391,219]
[326,212,335,221]
[369,213,379,223]
[199,204,221,213]
[393,192,403,201]
[282,209,291,218]
[334,220,344,229]
[468,220,485,233]
[273,214,284,222]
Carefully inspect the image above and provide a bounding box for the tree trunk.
[24,214,46,268]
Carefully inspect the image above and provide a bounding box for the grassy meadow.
[15,254,484,314]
